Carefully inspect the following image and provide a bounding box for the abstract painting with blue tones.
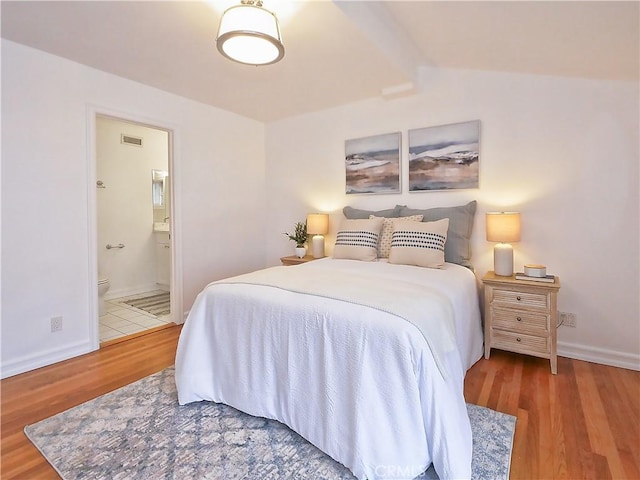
[409,120,480,191]
[345,132,401,194]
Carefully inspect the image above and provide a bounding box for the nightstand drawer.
[492,308,549,333]
[491,288,549,311]
[492,329,550,355]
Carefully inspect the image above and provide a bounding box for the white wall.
[97,118,169,298]
[265,67,640,370]
[1,40,267,377]
[1,38,638,377]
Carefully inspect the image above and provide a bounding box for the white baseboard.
[1,339,94,379]
[558,341,640,371]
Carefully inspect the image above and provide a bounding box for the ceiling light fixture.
[216,0,284,66]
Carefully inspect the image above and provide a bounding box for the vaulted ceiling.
[2,1,638,122]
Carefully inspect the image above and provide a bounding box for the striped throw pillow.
[398,201,477,269]
[333,217,384,261]
[388,218,449,268]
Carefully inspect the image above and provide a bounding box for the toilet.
[98,276,110,316]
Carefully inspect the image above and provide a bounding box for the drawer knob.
[516,337,522,342]
[516,296,522,301]
[516,316,522,322]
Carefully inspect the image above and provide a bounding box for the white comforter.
[175,258,483,480]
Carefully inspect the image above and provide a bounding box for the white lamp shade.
[306,213,329,235]
[216,4,284,66]
[486,212,521,243]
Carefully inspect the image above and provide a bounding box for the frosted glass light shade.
[216,3,284,66]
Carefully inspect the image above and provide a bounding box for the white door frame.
[86,105,184,350]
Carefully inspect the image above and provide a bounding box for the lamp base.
[494,243,514,276]
[312,235,325,259]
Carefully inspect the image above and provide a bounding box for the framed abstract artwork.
[408,120,480,191]
[345,132,401,195]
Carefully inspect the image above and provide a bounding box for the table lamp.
[486,212,521,276]
[306,213,329,258]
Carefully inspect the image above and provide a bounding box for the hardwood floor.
[464,350,640,480]
[1,327,638,479]
[1,326,182,479]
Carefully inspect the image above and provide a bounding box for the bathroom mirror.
[152,169,170,223]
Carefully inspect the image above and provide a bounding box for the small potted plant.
[284,221,308,258]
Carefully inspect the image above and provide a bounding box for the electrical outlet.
[559,311,577,328]
[51,316,63,332]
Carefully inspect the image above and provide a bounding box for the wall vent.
[121,134,143,147]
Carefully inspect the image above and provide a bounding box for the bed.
[175,256,483,479]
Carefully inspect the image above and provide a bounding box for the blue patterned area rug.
[25,368,515,480]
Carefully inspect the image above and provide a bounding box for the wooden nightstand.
[482,271,561,374]
[280,255,321,266]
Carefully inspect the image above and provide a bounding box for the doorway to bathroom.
[95,115,174,345]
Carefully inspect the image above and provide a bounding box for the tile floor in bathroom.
[99,290,172,343]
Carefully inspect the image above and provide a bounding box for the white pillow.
[388,218,449,268]
[333,217,384,261]
[369,214,424,258]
